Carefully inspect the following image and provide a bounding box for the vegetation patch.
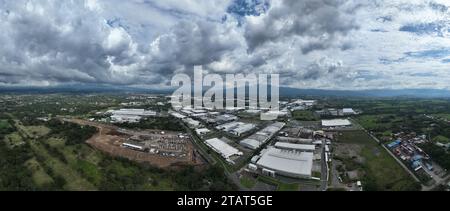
[292,111,319,121]
[337,131,421,191]
[240,176,257,189]
[277,183,300,191]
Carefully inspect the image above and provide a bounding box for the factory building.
[109,109,157,123]
[170,112,187,119]
[321,119,352,127]
[240,122,286,150]
[342,108,356,115]
[183,118,201,128]
[254,147,314,179]
[216,122,256,136]
[205,138,243,164]
[274,142,316,152]
[215,114,238,123]
[195,128,211,136]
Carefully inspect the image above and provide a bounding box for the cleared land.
[66,119,203,168]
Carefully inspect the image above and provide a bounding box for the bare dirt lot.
[66,119,204,168]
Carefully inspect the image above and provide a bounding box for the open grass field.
[356,115,401,131]
[25,126,50,138]
[25,158,54,187]
[4,132,24,148]
[257,176,301,191]
[240,176,257,189]
[4,118,180,191]
[337,131,421,191]
[30,141,97,191]
[42,134,177,190]
[277,183,300,191]
[292,111,319,121]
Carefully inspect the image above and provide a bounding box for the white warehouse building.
[109,109,157,123]
[274,142,316,152]
[322,119,352,127]
[205,138,243,164]
[255,147,314,179]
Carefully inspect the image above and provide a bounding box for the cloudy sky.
[0,0,450,90]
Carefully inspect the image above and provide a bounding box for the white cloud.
[1,0,450,90]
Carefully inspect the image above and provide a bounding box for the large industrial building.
[183,118,201,128]
[321,119,352,127]
[342,108,356,115]
[169,112,186,119]
[274,142,316,152]
[109,109,157,123]
[216,122,256,136]
[254,147,314,179]
[205,138,243,164]
[240,122,286,150]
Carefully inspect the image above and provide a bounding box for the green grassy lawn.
[338,131,421,191]
[4,132,25,148]
[24,126,50,138]
[292,111,319,121]
[356,115,395,131]
[30,141,97,191]
[240,176,257,189]
[25,158,54,187]
[49,141,103,186]
[257,176,301,191]
[3,116,233,191]
[277,183,300,191]
[42,134,175,190]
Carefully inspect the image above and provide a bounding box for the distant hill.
[1,84,450,98]
[0,84,173,95]
[279,87,450,98]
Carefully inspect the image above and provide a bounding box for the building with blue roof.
[388,140,402,148]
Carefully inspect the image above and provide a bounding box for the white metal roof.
[322,119,352,127]
[343,108,355,113]
[170,112,186,119]
[240,139,261,150]
[274,142,316,151]
[256,147,313,178]
[196,128,210,133]
[205,138,243,159]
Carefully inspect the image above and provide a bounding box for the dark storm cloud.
[0,0,145,85]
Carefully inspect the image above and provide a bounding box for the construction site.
[65,119,204,168]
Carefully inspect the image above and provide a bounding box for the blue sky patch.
[442,59,450,63]
[227,0,269,17]
[400,22,449,37]
[404,49,450,59]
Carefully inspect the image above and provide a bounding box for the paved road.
[320,140,329,191]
